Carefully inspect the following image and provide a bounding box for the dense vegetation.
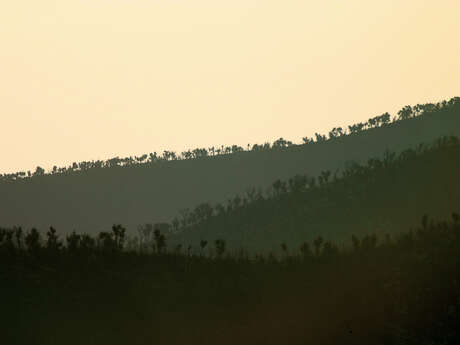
[166,135,460,252]
[2,214,460,345]
[1,98,459,234]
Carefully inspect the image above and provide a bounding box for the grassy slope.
[1,107,459,234]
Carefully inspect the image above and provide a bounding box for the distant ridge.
[1,98,459,234]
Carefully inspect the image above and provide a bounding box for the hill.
[1,99,459,234]
[167,136,460,252]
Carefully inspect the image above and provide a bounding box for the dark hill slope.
[168,137,460,253]
[1,106,460,234]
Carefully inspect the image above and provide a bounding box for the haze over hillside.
[1,101,459,234]
[168,136,460,252]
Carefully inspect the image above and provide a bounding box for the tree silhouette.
[66,231,81,255]
[280,242,288,258]
[300,241,312,260]
[214,239,226,258]
[25,228,42,256]
[200,240,208,256]
[351,235,360,252]
[14,226,23,250]
[397,105,414,120]
[112,224,126,251]
[46,226,62,254]
[313,236,323,257]
[453,212,460,225]
[98,232,116,253]
[138,223,154,253]
[154,229,166,254]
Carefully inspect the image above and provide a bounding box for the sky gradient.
[1,0,459,174]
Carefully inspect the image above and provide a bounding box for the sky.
[1,0,459,174]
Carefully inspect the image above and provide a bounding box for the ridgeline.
[1,98,459,235]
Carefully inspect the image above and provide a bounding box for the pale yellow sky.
[1,0,459,174]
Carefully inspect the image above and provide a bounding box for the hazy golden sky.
[1,0,459,173]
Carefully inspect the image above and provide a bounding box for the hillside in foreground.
[1,99,459,234]
[2,214,460,345]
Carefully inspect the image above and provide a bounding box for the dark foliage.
[2,214,460,344]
